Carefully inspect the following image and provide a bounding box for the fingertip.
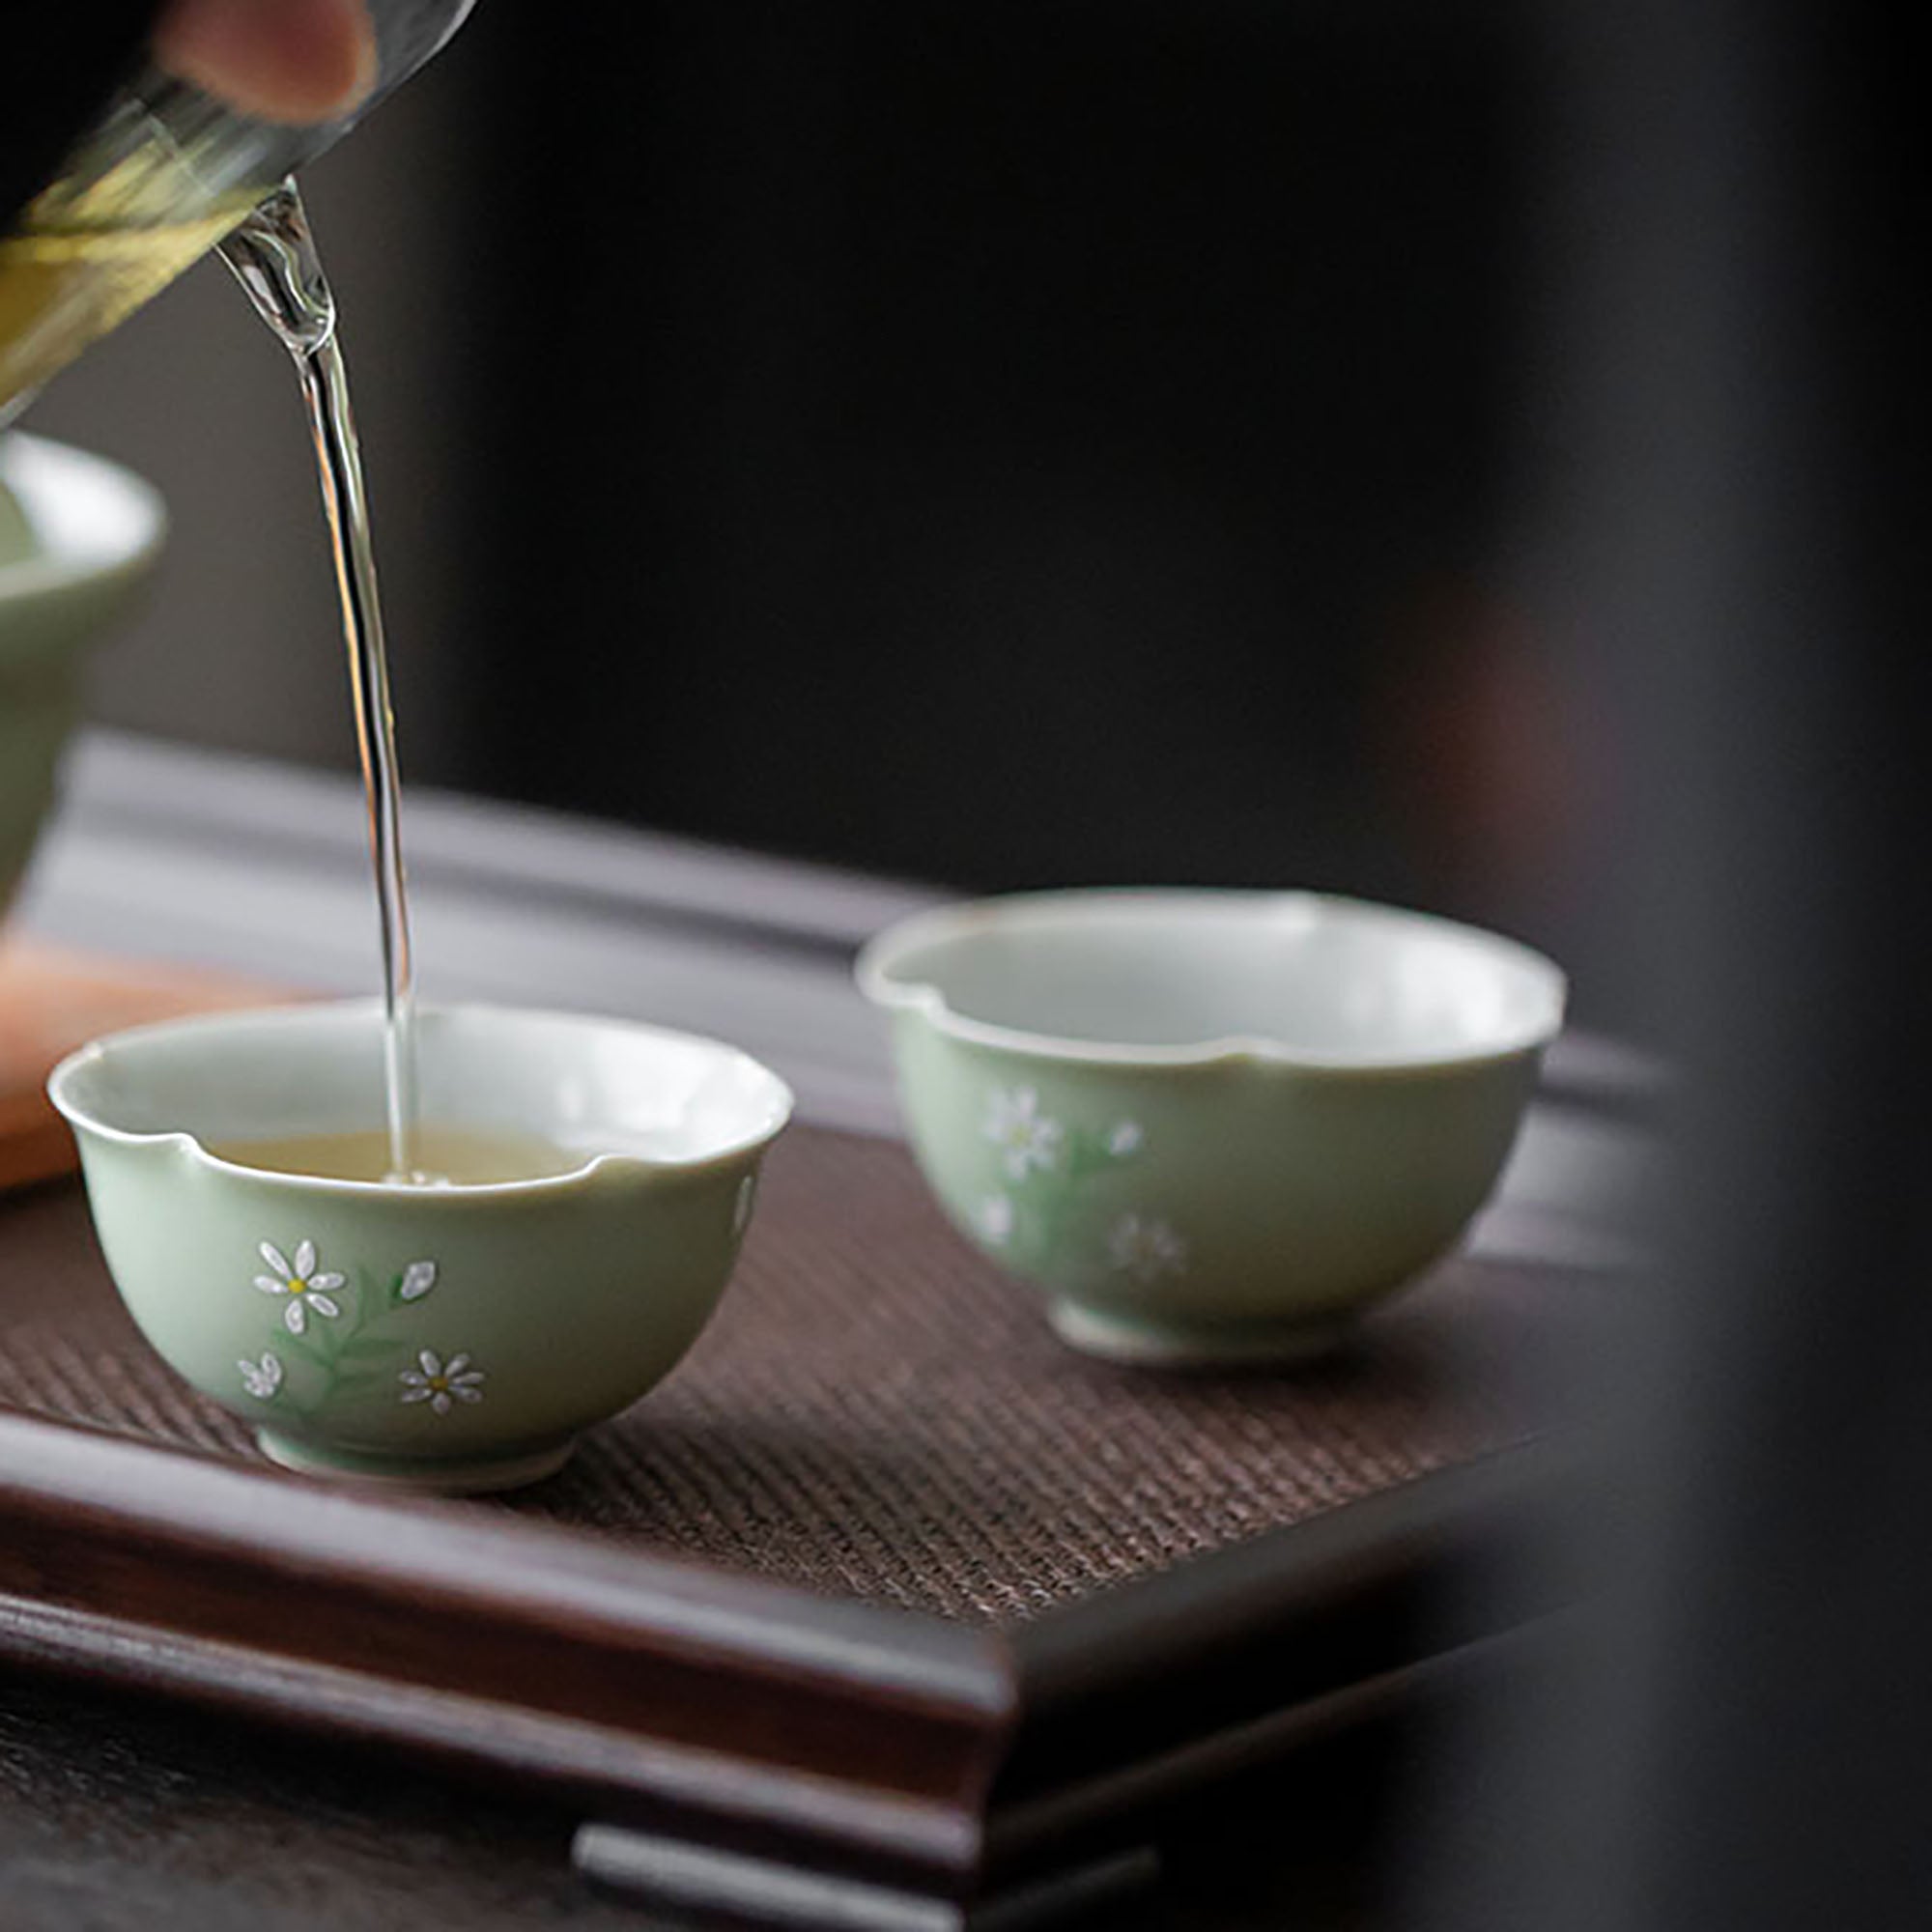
[155,0,379,126]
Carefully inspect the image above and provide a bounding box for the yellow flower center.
[287,1279,305,1296]
[428,1375,449,1392]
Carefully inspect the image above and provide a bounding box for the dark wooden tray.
[0,1122,1605,1928]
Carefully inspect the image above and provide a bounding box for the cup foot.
[1047,1300,1355,1369]
[255,1428,577,1494]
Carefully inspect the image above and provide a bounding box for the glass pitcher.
[0,0,475,422]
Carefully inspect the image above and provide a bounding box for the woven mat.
[0,1126,1585,1626]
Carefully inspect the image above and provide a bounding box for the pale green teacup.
[1,433,166,909]
[49,1001,793,1492]
[858,890,1567,1366]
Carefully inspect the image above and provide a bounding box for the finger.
[154,0,379,126]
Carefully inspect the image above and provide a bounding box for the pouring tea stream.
[3,0,477,1180]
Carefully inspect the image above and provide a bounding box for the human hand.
[154,0,378,124]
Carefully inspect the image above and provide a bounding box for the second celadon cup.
[858,889,1566,1366]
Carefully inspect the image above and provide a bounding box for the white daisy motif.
[982,1086,1064,1180]
[1107,1120,1145,1157]
[253,1238,346,1335]
[977,1195,1015,1245]
[1106,1212,1188,1283]
[398,1349,486,1417]
[397,1260,438,1302]
[238,1351,284,1401]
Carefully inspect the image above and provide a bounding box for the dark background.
[17,8,1932,1928]
[28,0,1585,1007]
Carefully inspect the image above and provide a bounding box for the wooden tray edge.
[0,1408,1015,1893]
[0,1406,1574,1919]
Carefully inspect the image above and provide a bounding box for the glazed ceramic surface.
[49,1002,793,1492]
[858,890,1567,1365]
[0,434,165,908]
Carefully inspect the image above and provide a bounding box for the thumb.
[154,0,379,125]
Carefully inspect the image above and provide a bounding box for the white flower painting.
[238,1351,284,1401]
[982,1087,1065,1180]
[398,1349,486,1417]
[977,1195,1015,1245]
[253,1238,346,1335]
[1106,1212,1188,1283]
[397,1260,438,1302]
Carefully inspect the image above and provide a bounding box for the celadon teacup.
[1,433,165,909]
[49,1001,793,1492]
[857,890,1567,1366]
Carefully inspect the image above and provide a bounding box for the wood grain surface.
[0,941,284,1190]
[0,1652,1402,1930]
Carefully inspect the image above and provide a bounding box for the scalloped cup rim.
[47,998,796,1195]
[855,887,1568,1072]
